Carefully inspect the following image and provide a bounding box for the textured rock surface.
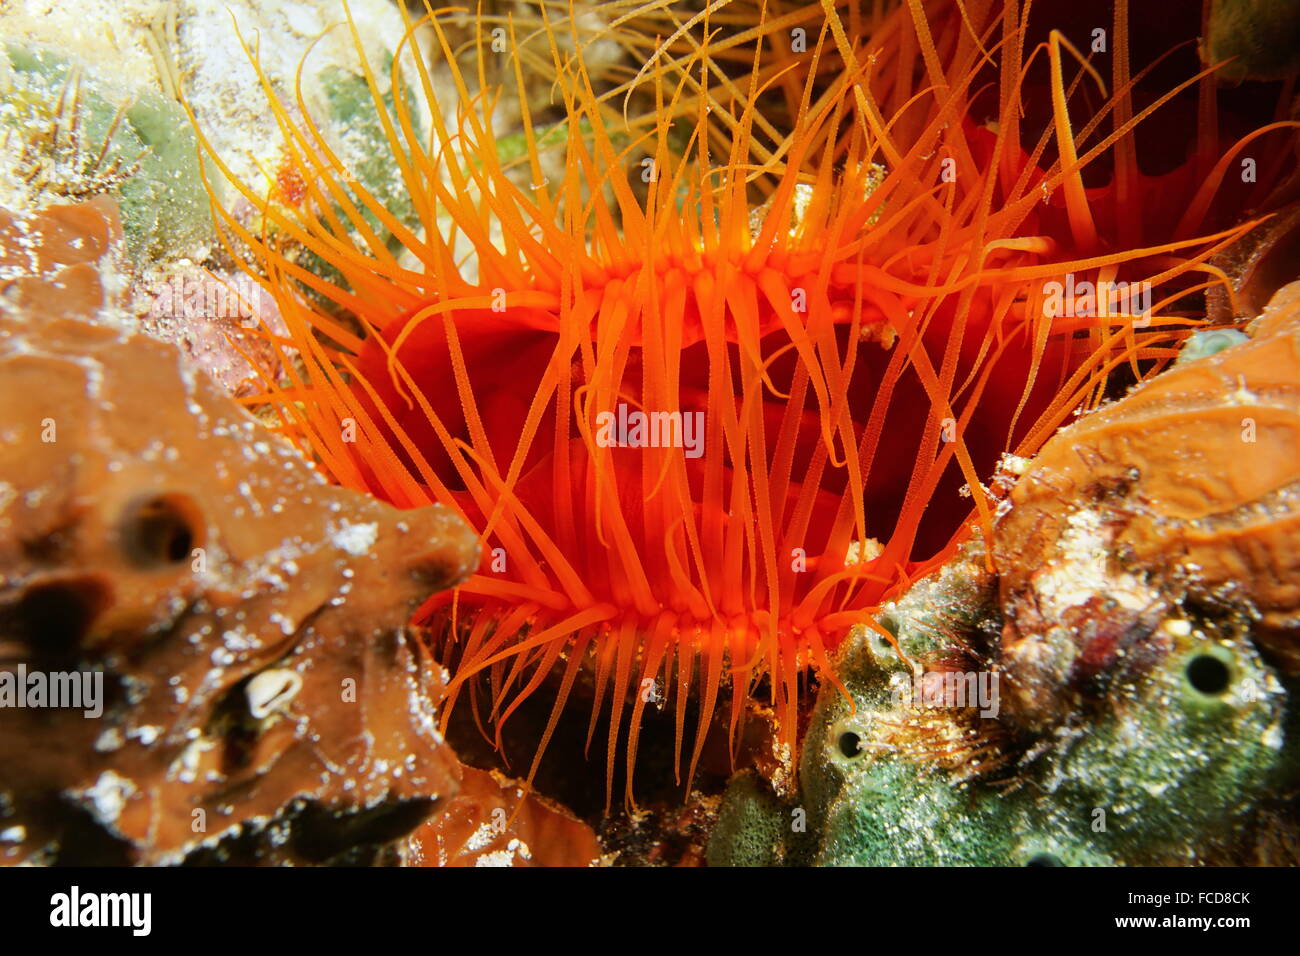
[794,614,1288,866]
[0,41,212,263]
[406,764,604,867]
[137,263,291,399]
[711,548,1296,866]
[1204,0,1300,82]
[0,253,480,862]
[710,282,1300,867]
[0,195,126,321]
[997,279,1300,729]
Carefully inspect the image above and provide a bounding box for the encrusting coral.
[3,0,1300,869]
[0,196,483,865]
[0,42,213,263]
[710,279,1300,867]
[997,278,1300,720]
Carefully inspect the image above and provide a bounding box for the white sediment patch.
[175,0,427,197]
[330,519,378,556]
[0,0,425,205]
[1031,506,1155,617]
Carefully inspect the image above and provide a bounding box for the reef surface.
[1,0,1299,868]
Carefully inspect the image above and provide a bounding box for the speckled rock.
[0,195,126,321]
[0,281,480,864]
[0,41,212,263]
[709,282,1300,867]
[996,279,1300,730]
[711,552,1294,866]
[406,765,605,867]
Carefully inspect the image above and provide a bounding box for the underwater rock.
[0,198,289,403]
[0,299,481,864]
[799,614,1288,866]
[0,0,422,266]
[707,770,790,867]
[997,279,1300,730]
[0,41,212,263]
[136,263,291,399]
[710,282,1300,866]
[1204,0,1300,82]
[406,764,604,867]
[0,194,126,321]
[712,546,1295,866]
[176,0,427,226]
[1207,204,1300,325]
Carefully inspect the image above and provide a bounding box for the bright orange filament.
[192,0,1289,810]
